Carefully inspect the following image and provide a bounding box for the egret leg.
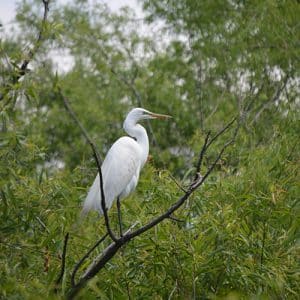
[117,197,123,237]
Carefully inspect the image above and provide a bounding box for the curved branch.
[18,0,50,79]
[58,89,117,242]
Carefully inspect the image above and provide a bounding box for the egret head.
[126,107,171,123]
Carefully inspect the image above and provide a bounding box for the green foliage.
[0,0,299,299]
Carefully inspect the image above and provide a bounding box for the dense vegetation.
[0,0,299,299]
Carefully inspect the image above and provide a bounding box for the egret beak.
[149,112,172,119]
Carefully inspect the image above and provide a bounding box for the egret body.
[82,108,171,216]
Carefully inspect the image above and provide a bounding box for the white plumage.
[82,107,171,216]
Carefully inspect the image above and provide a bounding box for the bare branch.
[192,117,237,184]
[194,131,211,181]
[82,222,138,279]
[67,244,120,299]
[206,117,236,149]
[192,138,234,191]
[18,0,50,79]
[0,0,50,101]
[71,233,108,287]
[193,119,240,190]
[168,215,185,223]
[168,172,188,193]
[58,88,117,242]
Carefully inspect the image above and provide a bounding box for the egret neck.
[123,119,149,167]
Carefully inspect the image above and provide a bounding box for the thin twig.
[192,138,234,190]
[81,222,138,279]
[193,117,237,185]
[206,117,236,149]
[168,280,178,300]
[168,173,187,193]
[260,222,267,267]
[36,216,50,234]
[194,131,211,181]
[59,89,102,162]
[192,118,240,191]
[71,233,108,287]
[54,232,69,292]
[168,215,185,223]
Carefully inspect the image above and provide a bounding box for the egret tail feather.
[82,173,103,215]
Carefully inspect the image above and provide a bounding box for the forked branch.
[71,233,108,287]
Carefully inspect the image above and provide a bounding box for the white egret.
[82,108,171,231]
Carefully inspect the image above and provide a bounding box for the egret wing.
[82,137,142,214]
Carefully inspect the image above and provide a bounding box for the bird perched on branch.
[82,108,171,219]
